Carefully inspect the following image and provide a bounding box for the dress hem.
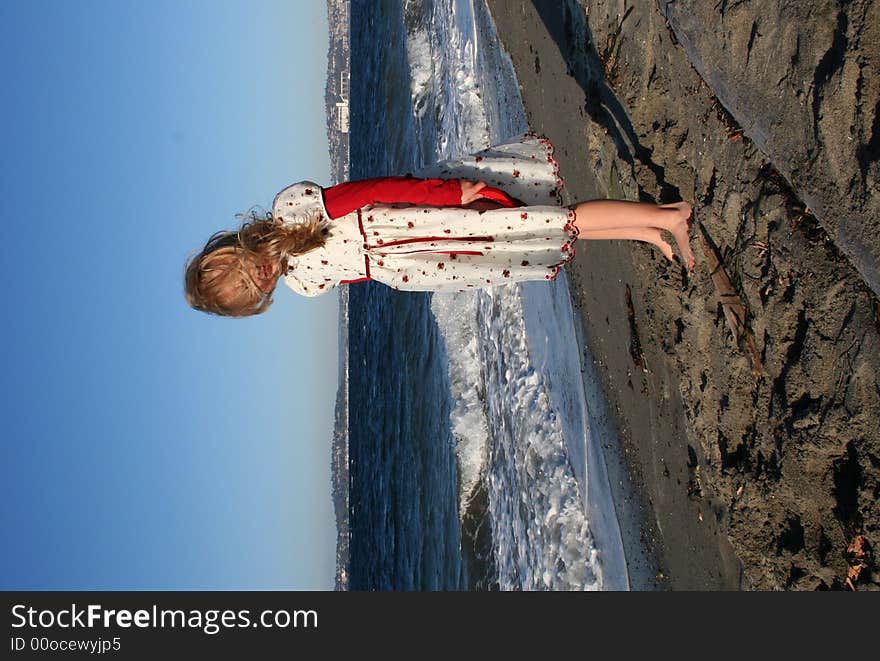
[529,131,579,281]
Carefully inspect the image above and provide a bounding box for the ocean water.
[341,0,627,590]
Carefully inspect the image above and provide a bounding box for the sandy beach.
[484,0,879,590]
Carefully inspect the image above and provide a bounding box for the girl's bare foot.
[646,227,676,262]
[661,202,696,272]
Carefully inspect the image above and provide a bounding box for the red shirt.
[322,176,519,219]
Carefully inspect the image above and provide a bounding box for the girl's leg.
[577,227,675,262]
[570,200,695,270]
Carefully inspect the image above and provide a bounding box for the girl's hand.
[460,180,488,205]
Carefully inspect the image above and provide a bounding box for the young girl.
[184,134,694,317]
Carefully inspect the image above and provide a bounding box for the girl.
[184,134,694,317]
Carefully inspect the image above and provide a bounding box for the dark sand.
[484,0,879,590]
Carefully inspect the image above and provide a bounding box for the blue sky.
[1,1,338,589]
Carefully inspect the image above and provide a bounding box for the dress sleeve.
[322,176,464,219]
[272,181,329,225]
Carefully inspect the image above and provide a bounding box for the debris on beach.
[697,223,763,381]
[625,284,647,372]
[845,534,869,591]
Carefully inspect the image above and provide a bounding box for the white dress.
[273,133,578,297]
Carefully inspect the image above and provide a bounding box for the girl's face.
[246,255,285,292]
[207,252,285,313]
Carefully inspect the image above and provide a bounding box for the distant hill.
[325,0,351,591]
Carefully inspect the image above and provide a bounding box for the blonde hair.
[184,210,329,317]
